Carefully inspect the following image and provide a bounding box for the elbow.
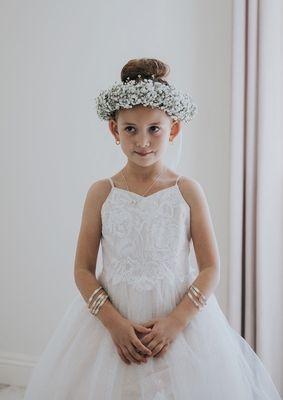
[73,267,87,284]
[206,263,221,287]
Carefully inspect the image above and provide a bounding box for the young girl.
[23,58,282,399]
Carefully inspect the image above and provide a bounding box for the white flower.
[93,78,198,125]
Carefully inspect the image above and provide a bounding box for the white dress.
[23,176,282,399]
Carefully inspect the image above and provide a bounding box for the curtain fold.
[228,0,283,393]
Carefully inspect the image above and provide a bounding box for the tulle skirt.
[23,273,282,399]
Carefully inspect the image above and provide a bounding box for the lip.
[135,151,153,156]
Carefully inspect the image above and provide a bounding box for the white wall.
[0,0,232,385]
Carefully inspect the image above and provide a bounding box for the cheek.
[120,139,133,151]
[152,132,166,141]
[155,133,169,145]
[119,133,130,144]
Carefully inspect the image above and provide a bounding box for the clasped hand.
[109,315,184,365]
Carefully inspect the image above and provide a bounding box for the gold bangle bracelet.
[87,286,103,307]
[91,292,107,314]
[187,291,202,310]
[90,292,106,313]
[88,290,104,309]
[189,286,207,306]
[94,294,109,316]
[190,284,207,304]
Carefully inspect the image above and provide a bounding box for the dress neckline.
[101,177,191,214]
[108,175,182,200]
[112,183,178,199]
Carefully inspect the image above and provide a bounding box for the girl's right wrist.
[96,299,124,331]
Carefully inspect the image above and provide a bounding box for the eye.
[149,126,160,133]
[125,126,135,133]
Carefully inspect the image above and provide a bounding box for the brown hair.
[111,58,170,121]
[121,58,170,85]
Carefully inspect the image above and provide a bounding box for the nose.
[136,133,150,148]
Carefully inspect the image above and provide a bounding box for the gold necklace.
[120,166,167,205]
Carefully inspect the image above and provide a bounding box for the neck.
[123,161,166,182]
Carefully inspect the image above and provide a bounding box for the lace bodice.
[100,176,193,292]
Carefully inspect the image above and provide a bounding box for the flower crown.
[94,74,198,125]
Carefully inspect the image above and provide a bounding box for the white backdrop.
[0,0,232,385]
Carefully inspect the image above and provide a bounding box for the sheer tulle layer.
[23,275,282,399]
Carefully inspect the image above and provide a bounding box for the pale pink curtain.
[228,0,283,394]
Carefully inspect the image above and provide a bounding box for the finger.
[128,343,146,362]
[154,343,169,358]
[142,320,155,328]
[140,331,155,346]
[151,341,165,357]
[121,347,132,364]
[127,343,145,363]
[117,347,131,365]
[134,324,152,333]
[146,337,161,352]
[134,349,148,363]
[123,346,137,364]
[131,338,152,356]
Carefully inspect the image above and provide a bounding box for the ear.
[108,119,119,141]
[169,120,182,142]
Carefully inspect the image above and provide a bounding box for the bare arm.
[74,180,154,365]
[168,178,221,328]
[73,179,124,331]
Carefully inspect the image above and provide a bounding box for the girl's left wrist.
[167,313,187,331]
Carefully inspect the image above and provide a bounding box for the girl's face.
[108,105,181,167]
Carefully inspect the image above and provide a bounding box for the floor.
[0,385,26,400]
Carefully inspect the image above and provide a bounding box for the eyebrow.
[122,122,162,125]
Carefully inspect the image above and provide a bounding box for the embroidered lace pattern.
[100,178,192,291]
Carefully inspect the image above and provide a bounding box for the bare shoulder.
[78,179,113,227]
[84,178,112,209]
[178,176,208,209]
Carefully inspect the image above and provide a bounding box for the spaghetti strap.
[108,177,114,188]
[176,175,182,185]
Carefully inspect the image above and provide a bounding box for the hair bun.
[121,58,170,84]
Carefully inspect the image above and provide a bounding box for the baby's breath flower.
[93,78,198,125]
